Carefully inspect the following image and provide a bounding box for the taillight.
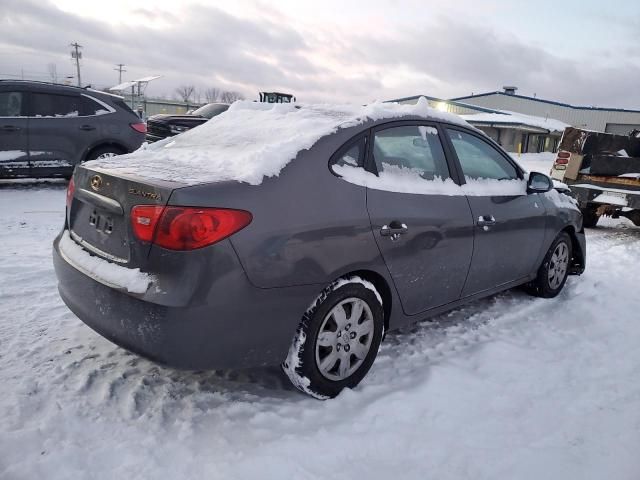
[557,151,571,159]
[131,206,252,251]
[130,122,147,134]
[66,177,75,210]
[131,205,165,242]
[555,158,569,165]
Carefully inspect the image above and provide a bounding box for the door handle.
[1,125,20,132]
[79,125,96,131]
[477,215,496,227]
[380,221,408,238]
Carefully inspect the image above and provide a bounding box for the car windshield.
[191,103,229,119]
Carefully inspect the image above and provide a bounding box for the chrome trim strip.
[69,230,128,264]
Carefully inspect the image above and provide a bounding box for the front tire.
[528,232,572,298]
[282,277,384,399]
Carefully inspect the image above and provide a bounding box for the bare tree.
[175,85,196,103]
[47,63,58,83]
[219,90,245,103]
[204,87,222,103]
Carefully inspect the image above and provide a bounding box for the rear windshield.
[192,103,229,119]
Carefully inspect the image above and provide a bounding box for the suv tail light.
[131,205,252,251]
[130,122,147,134]
[66,177,75,210]
[555,158,569,165]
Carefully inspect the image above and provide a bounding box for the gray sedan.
[53,102,585,399]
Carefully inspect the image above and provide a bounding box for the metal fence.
[122,95,205,119]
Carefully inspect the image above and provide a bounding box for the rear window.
[81,96,111,116]
[373,125,450,180]
[0,91,25,116]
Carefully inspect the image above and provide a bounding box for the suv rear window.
[30,93,82,117]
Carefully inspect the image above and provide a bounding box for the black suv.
[0,80,145,178]
[146,102,229,142]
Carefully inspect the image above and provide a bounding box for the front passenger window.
[447,129,519,180]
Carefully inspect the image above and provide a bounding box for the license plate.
[88,209,114,235]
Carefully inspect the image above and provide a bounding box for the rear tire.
[85,146,124,161]
[282,277,384,399]
[527,232,572,298]
[581,204,599,228]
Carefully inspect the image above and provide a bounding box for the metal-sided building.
[451,87,640,135]
[388,94,568,154]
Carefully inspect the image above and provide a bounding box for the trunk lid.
[68,165,185,267]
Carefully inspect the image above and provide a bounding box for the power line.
[114,63,126,84]
[70,42,82,87]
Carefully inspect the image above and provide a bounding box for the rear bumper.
[52,231,319,369]
[570,184,640,210]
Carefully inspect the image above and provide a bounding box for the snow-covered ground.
[1,156,640,479]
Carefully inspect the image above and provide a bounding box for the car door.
[0,88,29,177]
[443,127,548,297]
[364,122,475,316]
[27,90,97,176]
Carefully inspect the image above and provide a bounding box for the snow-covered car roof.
[85,97,472,186]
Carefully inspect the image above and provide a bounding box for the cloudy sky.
[1,0,639,107]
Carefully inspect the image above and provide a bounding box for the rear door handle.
[380,221,409,238]
[1,125,20,132]
[79,125,96,131]
[477,215,496,227]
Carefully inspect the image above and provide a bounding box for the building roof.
[450,91,640,114]
[461,110,569,134]
[386,94,504,114]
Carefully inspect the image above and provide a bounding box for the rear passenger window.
[447,129,519,180]
[31,93,82,117]
[0,92,24,116]
[373,125,450,180]
[81,96,110,116]
[330,136,365,175]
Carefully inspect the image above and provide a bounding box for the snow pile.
[511,152,556,174]
[334,163,526,196]
[58,231,153,294]
[0,150,26,161]
[86,97,471,186]
[463,110,569,133]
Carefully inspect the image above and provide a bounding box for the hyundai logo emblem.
[90,175,103,191]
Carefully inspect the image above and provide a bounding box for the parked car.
[0,80,145,179]
[145,103,229,142]
[52,100,585,399]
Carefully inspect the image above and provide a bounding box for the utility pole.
[114,63,126,84]
[70,42,82,87]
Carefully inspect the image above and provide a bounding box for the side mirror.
[527,172,553,194]
[412,138,428,148]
